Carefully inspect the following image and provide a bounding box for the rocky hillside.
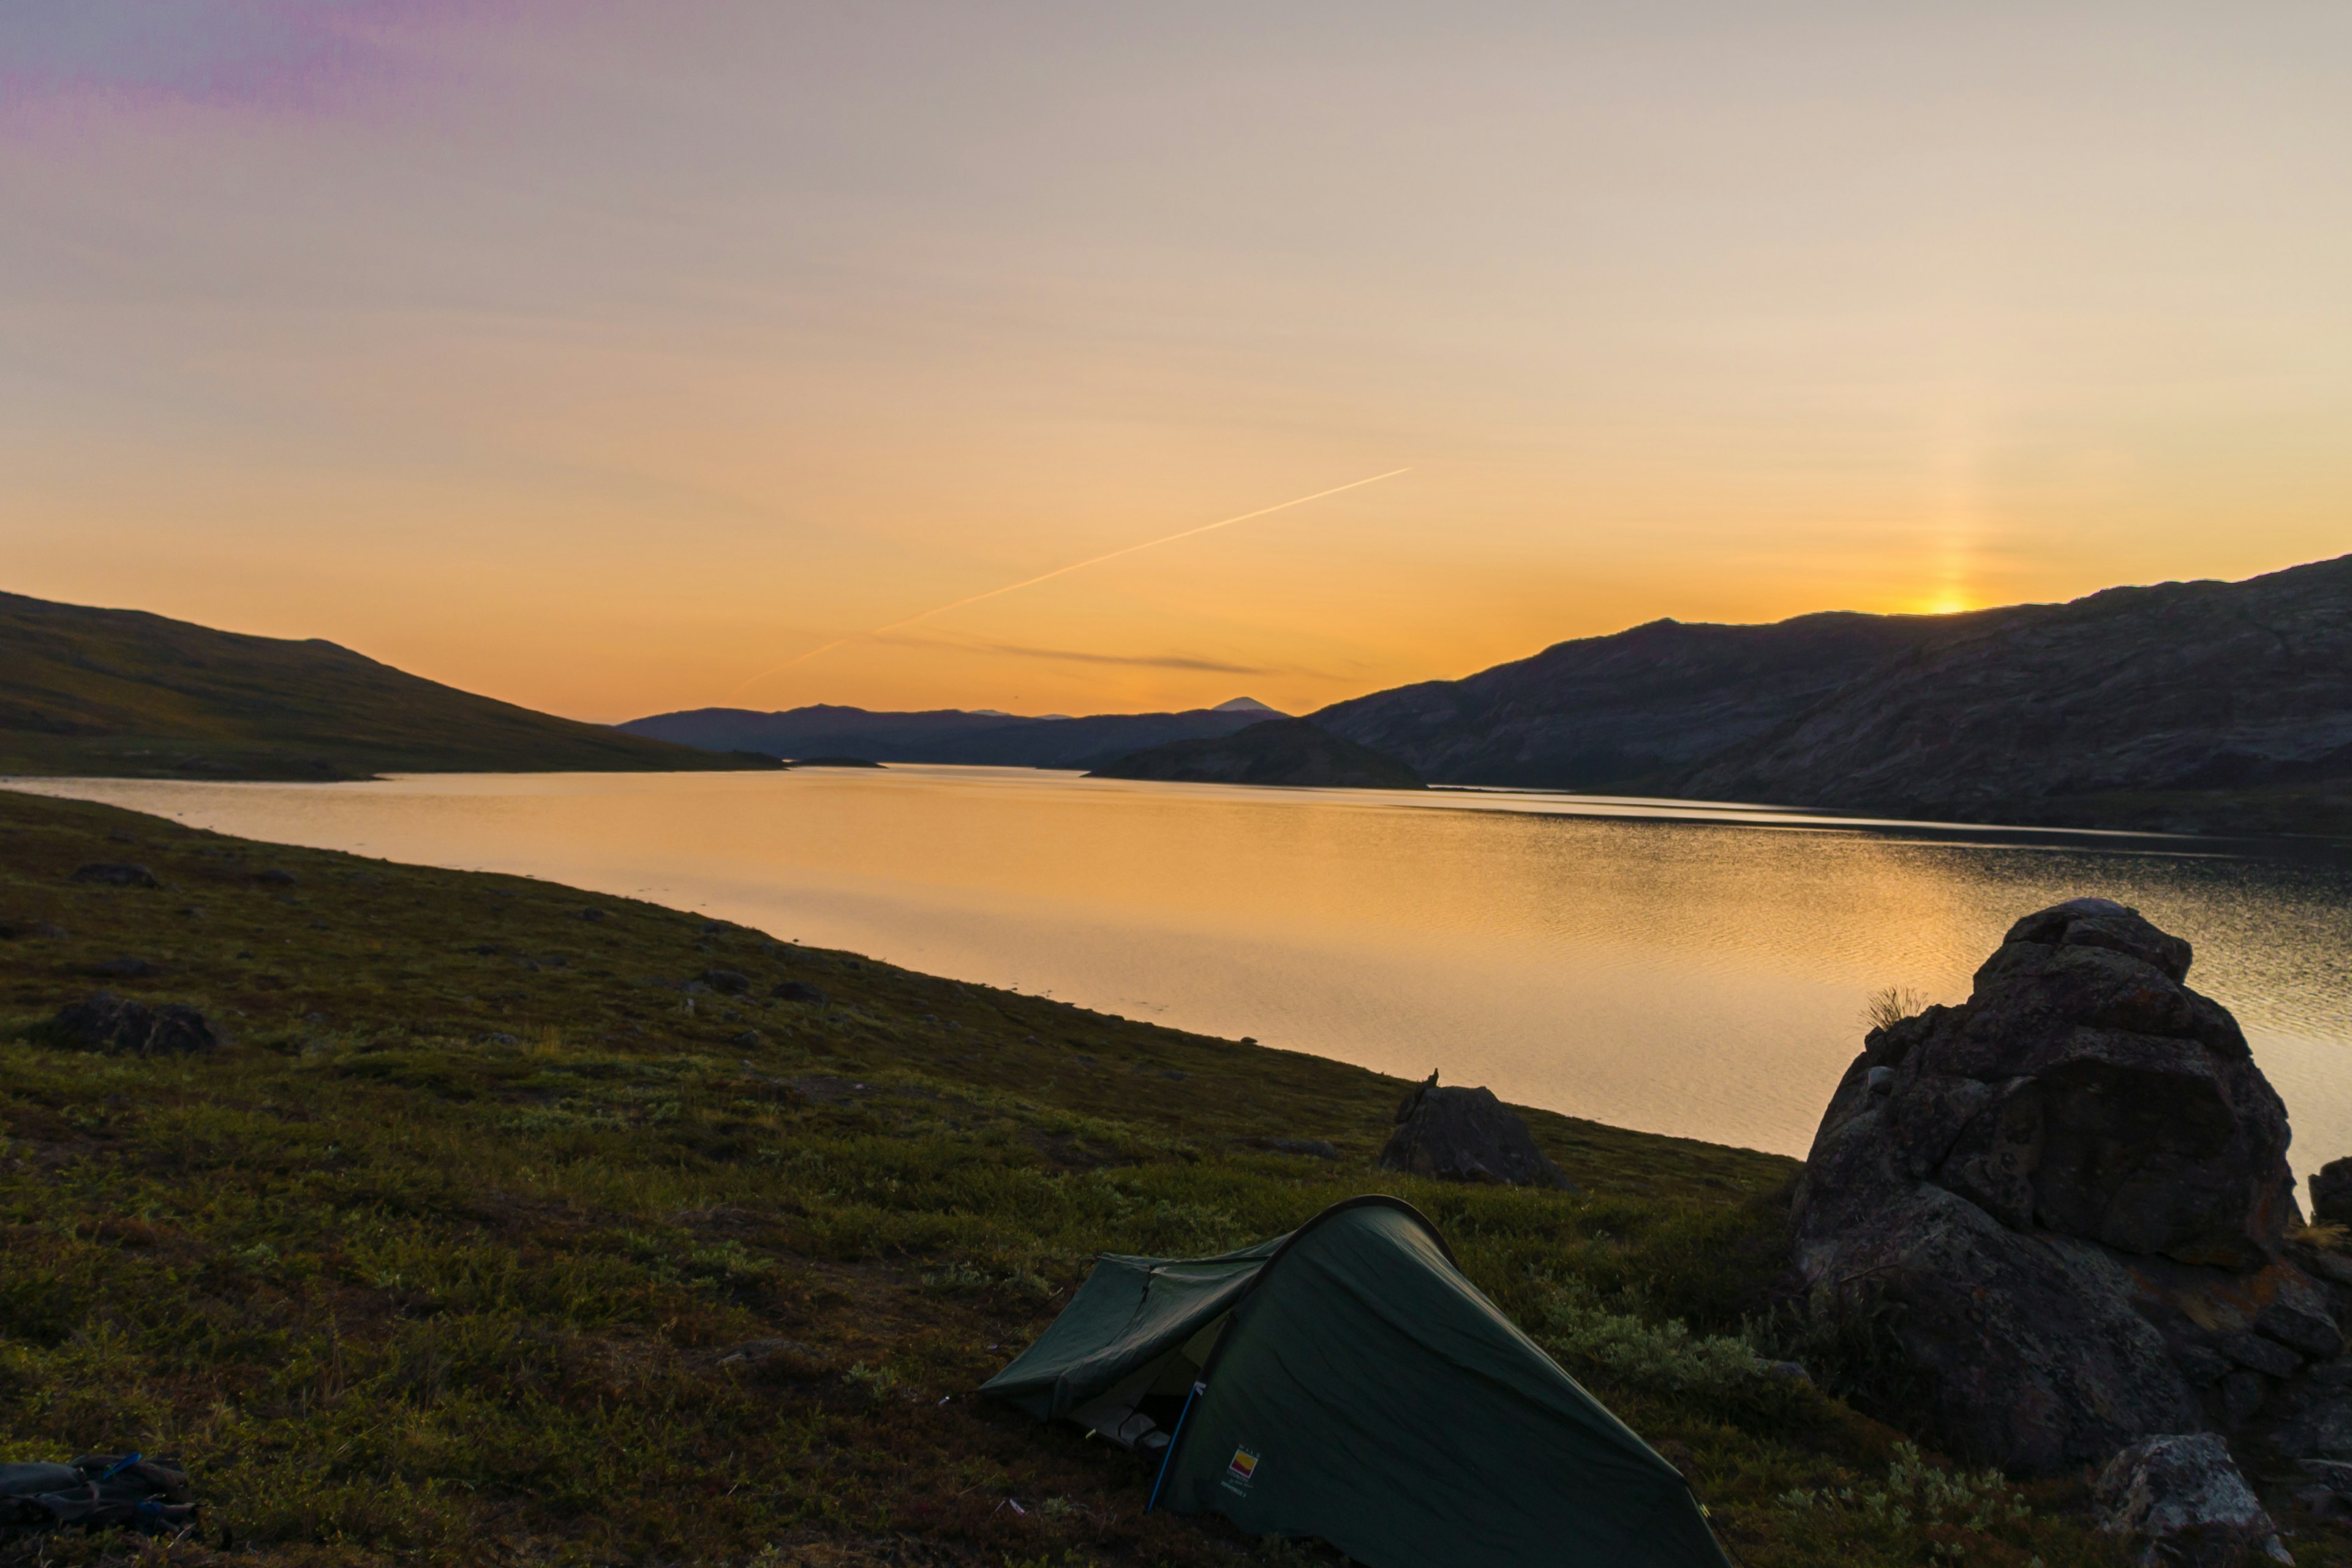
[1313,611,2005,791]
[1088,718,1424,789]
[0,590,769,780]
[1678,556,2352,832]
[1314,555,2352,835]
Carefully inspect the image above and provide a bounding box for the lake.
[14,767,2351,1179]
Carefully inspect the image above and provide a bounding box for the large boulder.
[2092,1434,2291,1566]
[1792,899,2334,1472]
[1378,1073,1570,1188]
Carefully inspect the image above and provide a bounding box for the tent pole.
[1145,1380,1204,1513]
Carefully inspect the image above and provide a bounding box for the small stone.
[2093,1433,2291,1566]
[47,992,222,1057]
[2312,1157,2352,1228]
[89,957,163,979]
[254,868,298,886]
[579,908,609,922]
[71,863,158,888]
[729,1029,764,1048]
[1378,1072,1574,1189]
[1763,1360,1812,1384]
[772,981,829,1006]
[702,969,752,995]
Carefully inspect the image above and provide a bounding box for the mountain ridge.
[620,699,1292,770]
[1311,555,2352,836]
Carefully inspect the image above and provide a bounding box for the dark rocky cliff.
[1314,554,2352,834]
[1674,556,2352,831]
[1313,611,1969,790]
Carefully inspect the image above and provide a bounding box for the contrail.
[727,467,1409,698]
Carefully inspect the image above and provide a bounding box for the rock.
[2217,1331,2302,1380]
[71,863,158,888]
[2312,1157,2352,1227]
[2092,1434,2291,1566]
[2257,1300,2344,1360]
[772,981,828,1006]
[1790,900,2317,1472]
[254,868,298,886]
[729,1029,764,1048]
[2275,1379,2352,1463]
[2299,1457,2352,1495]
[2292,1482,2352,1522]
[579,907,609,922]
[701,969,752,995]
[89,957,163,979]
[0,920,67,941]
[1377,1073,1571,1188]
[46,992,222,1057]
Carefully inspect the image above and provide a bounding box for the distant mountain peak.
[1213,696,1280,713]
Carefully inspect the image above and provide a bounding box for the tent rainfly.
[981,1196,1732,1568]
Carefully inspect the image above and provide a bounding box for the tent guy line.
[728,466,1411,698]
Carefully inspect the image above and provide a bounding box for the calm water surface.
[15,769,2351,1177]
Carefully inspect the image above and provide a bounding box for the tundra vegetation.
[0,788,2203,1565]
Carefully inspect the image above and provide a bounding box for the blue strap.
[1145,1382,1203,1514]
[96,1455,143,1481]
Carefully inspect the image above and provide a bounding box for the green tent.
[982,1196,1730,1568]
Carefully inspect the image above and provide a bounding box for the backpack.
[0,1453,197,1536]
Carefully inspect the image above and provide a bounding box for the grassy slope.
[0,593,768,781]
[0,789,2230,1567]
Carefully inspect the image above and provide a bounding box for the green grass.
[0,590,771,780]
[0,787,2265,1566]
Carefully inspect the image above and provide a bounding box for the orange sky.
[4,4,2349,721]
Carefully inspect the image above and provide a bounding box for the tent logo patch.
[1223,1447,1259,1494]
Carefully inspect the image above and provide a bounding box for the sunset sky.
[6,2,2349,721]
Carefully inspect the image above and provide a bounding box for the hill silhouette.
[622,700,1290,769]
[1089,718,1424,789]
[1315,555,2352,835]
[0,591,771,780]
